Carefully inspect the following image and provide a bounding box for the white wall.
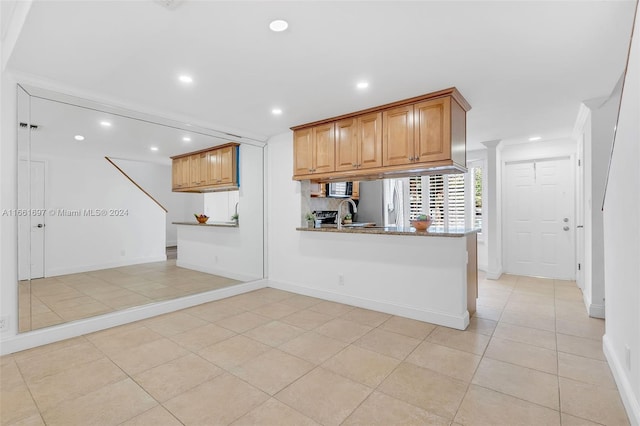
[113,158,202,246]
[574,82,623,318]
[177,144,264,282]
[602,6,640,423]
[36,155,166,276]
[0,71,19,335]
[203,190,239,223]
[267,131,471,329]
[468,149,488,272]
[500,138,577,163]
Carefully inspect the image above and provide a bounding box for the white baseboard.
[486,268,503,280]
[588,303,606,319]
[0,279,267,356]
[176,260,261,283]
[603,334,640,425]
[46,255,167,277]
[478,263,488,272]
[267,279,469,330]
[166,240,177,247]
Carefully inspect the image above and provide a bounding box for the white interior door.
[505,157,575,279]
[18,160,46,279]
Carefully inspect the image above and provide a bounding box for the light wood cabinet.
[335,112,382,172]
[171,143,239,192]
[207,145,235,186]
[382,105,414,167]
[414,97,451,163]
[172,156,191,190]
[383,98,451,167]
[190,152,208,187]
[293,123,335,176]
[352,181,360,200]
[292,87,470,182]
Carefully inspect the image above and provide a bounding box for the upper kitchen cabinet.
[382,105,414,167]
[335,112,383,172]
[172,155,191,190]
[171,143,239,192]
[293,123,335,177]
[292,87,470,181]
[191,151,208,187]
[207,144,236,186]
[383,97,454,166]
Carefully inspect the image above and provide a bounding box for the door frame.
[576,135,586,289]
[501,153,577,280]
[18,158,48,280]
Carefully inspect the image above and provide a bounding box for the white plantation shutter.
[427,175,445,226]
[447,174,466,227]
[409,176,422,220]
[404,173,470,228]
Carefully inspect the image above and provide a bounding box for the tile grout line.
[338,314,441,424]
[449,274,515,424]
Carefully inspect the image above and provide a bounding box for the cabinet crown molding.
[170,142,239,160]
[290,87,470,131]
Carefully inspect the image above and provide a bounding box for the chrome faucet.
[336,198,357,230]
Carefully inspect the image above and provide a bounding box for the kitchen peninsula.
[283,87,477,330]
[170,143,265,284]
[295,225,478,330]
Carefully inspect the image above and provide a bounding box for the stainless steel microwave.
[327,182,353,198]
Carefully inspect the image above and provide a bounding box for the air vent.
[153,0,184,10]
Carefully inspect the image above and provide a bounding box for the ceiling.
[6,1,637,152]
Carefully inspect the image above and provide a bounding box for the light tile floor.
[19,260,241,332]
[1,273,629,425]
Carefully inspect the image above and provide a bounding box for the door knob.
[563,226,570,231]
[35,224,44,228]
[563,218,569,222]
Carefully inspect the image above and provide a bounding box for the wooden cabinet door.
[206,146,236,185]
[217,145,235,184]
[207,150,220,185]
[190,153,208,187]
[172,159,181,190]
[335,118,358,172]
[312,123,335,174]
[357,112,382,170]
[383,105,414,166]
[179,156,191,188]
[351,181,360,200]
[293,128,314,176]
[414,97,451,163]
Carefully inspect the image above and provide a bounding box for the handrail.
[602,0,639,211]
[104,157,168,213]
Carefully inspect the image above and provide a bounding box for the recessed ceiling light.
[182,136,191,142]
[150,146,159,151]
[178,74,193,84]
[74,135,85,141]
[528,136,542,141]
[356,81,369,89]
[271,108,283,115]
[100,121,112,127]
[269,19,288,32]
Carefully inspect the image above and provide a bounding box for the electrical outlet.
[625,345,631,370]
[338,274,344,286]
[214,255,219,263]
[0,316,9,332]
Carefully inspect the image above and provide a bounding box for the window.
[468,160,484,233]
[408,176,423,220]
[408,174,467,228]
